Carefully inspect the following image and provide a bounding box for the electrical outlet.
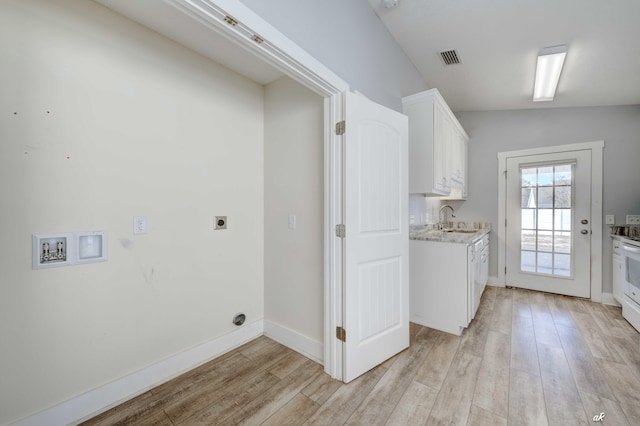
[605,214,615,225]
[626,215,640,225]
[133,216,148,234]
[288,214,297,229]
[215,216,227,230]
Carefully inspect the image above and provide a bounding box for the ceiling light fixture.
[533,45,567,102]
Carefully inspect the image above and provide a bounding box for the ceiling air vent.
[439,49,461,65]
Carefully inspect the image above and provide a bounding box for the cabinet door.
[450,130,463,185]
[613,254,623,304]
[611,239,625,304]
[460,136,468,198]
[433,102,450,194]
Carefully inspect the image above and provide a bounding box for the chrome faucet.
[439,204,456,230]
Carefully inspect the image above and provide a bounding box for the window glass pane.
[521,251,536,272]
[538,167,554,186]
[537,252,553,274]
[554,231,571,254]
[538,209,553,230]
[554,209,571,231]
[554,165,572,185]
[538,187,553,208]
[521,230,536,250]
[522,188,536,208]
[554,186,571,208]
[522,209,536,229]
[518,162,573,277]
[522,168,537,188]
[554,254,571,276]
[538,231,553,252]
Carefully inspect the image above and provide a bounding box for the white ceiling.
[96,0,640,112]
[368,0,640,111]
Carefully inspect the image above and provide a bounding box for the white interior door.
[505,149,592,297]
[343,91,409,382]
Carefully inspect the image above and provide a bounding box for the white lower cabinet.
[612,238,625,304]
[410,240,475,335]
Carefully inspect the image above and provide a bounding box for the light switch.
[288,214,297,229]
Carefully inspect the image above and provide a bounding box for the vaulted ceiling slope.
[368,0,640,111]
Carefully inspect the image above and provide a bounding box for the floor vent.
[440,49,461,65]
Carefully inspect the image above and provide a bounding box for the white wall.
[0,0,264,423]
[409,195,443,226]
[239,0,427,112]
[454,105,640,292]
[264,77,324,355]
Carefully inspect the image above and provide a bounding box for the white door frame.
[497,141,604,302]
[169,0,351,378]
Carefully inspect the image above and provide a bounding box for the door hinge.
[224,15,238,26]
[336,326,346,342]
[336,224,346,238]
[505,266,507,274]
[335,120,346,135]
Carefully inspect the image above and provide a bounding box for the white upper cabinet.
[444,131,468,201]
[402,89,469,198]
[451,130,464,185]
[432,101,451,194]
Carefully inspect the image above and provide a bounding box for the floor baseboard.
[264,320,323,364]
[14,320,264,426]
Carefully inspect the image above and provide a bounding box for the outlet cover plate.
[626,215,640,225]
[605,215,615,225]
[133,216,148,234]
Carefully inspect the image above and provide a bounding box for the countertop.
[610,225,640,244]
[410,225,490,245]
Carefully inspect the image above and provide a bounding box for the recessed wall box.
[76,231,108,264]
[32,233,74,270]
[215,216,227,230]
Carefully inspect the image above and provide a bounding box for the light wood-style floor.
[83,287,640,425]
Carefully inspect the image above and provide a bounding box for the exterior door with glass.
[505,150,592,297]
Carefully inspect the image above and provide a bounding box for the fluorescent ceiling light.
[533,45,567,102]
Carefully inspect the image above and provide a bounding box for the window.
[520,163,573,277]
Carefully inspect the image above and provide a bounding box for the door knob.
[580,229,589,235]
[581,219,589,224]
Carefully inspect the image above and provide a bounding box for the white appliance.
[622,237,640,332]
[471,235,489,318]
